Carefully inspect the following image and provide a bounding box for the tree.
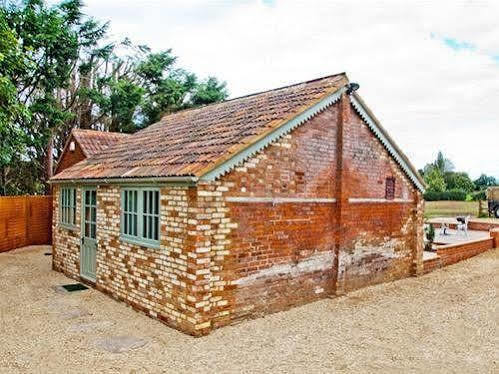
[423,151,454,175]
[434,151,454,173]
[135,52,197,126]
[424,167,446,192]
[0,11,27,195]
[2,0,107,193]
[1,0,228,195]
[190,77,228,106]
[444,172,475,193]
[69,43,228,132]
[474,174,497,191]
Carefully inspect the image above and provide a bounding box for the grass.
[424,201,479,219]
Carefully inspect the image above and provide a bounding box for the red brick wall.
[215,106,340,325]
[341,113,415,201]
[222,105,339,198]
[491,228,499,248]
[335,98,422,293]
[227,201,337,322]
[211,96,423,325]
[55,135,86,174]
[338,202,419,292]
[422,256,441,274]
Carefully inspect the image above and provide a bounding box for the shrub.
[471,190,487,201]
[423,189,467,201]
[447,189,467,201]
[424,224,435,250]
[425,224,435,242]
[423,190,442,201]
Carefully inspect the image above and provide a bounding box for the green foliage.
[0,0,105,194]
[424,167,446,192]
[470,190,487,201]
[0,11,28,195]
[108,79,145,133]
[190,77,228,106]
[473,174,497,191]
[425,224,435,243]
[420,152,493,204]
[0,0,228,195]
[423,151,454,175]
[444,171,475,193]
[424,189,467,201]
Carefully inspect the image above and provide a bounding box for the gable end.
[350,95,425,193]
[200,86,346,181]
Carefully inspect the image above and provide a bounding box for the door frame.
[80,187,97,282]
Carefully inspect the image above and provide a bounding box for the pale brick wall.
[53,184,215,335]
[52,185,82,278]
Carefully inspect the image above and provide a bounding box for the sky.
[78,0,498,179]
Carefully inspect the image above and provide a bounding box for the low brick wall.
[422,256,442,274]
[430,220,499,232]
[423,237,495,273]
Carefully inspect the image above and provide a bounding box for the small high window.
[60,187,77,226]
[385,177,395,200]
[121,188,160,247]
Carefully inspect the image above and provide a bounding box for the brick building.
[50,73,425,336]
[54,129,129,174]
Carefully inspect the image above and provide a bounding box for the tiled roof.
[52,73,348,180]
[72,129,130,157]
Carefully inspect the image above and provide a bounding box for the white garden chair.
[439,222,450,236]
[457,215,470,237]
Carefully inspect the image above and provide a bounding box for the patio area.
[433,228,490,245]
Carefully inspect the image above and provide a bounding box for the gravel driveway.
[0,246,497,373]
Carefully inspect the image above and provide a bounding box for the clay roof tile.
[52,73,347,180]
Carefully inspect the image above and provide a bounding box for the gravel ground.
[0,246,497,374]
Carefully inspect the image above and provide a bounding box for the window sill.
[120,235,160,250]
[59,223,79,231]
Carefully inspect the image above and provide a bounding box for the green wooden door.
[80,188,97,282]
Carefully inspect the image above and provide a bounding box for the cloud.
[80,0,499,179]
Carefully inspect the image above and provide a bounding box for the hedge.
[470,190,487,201]
[424,189,467,201]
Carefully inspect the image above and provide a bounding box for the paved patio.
[433,229,490,245]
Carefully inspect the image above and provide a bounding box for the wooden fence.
[0,195,53,253]
[478,200,490,218]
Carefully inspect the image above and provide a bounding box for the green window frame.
[60,187,77,227]
[120,187,160,248]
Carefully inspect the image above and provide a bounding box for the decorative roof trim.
[350,95,426,193]
[200,87,346,181]
[49,176,198,185]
